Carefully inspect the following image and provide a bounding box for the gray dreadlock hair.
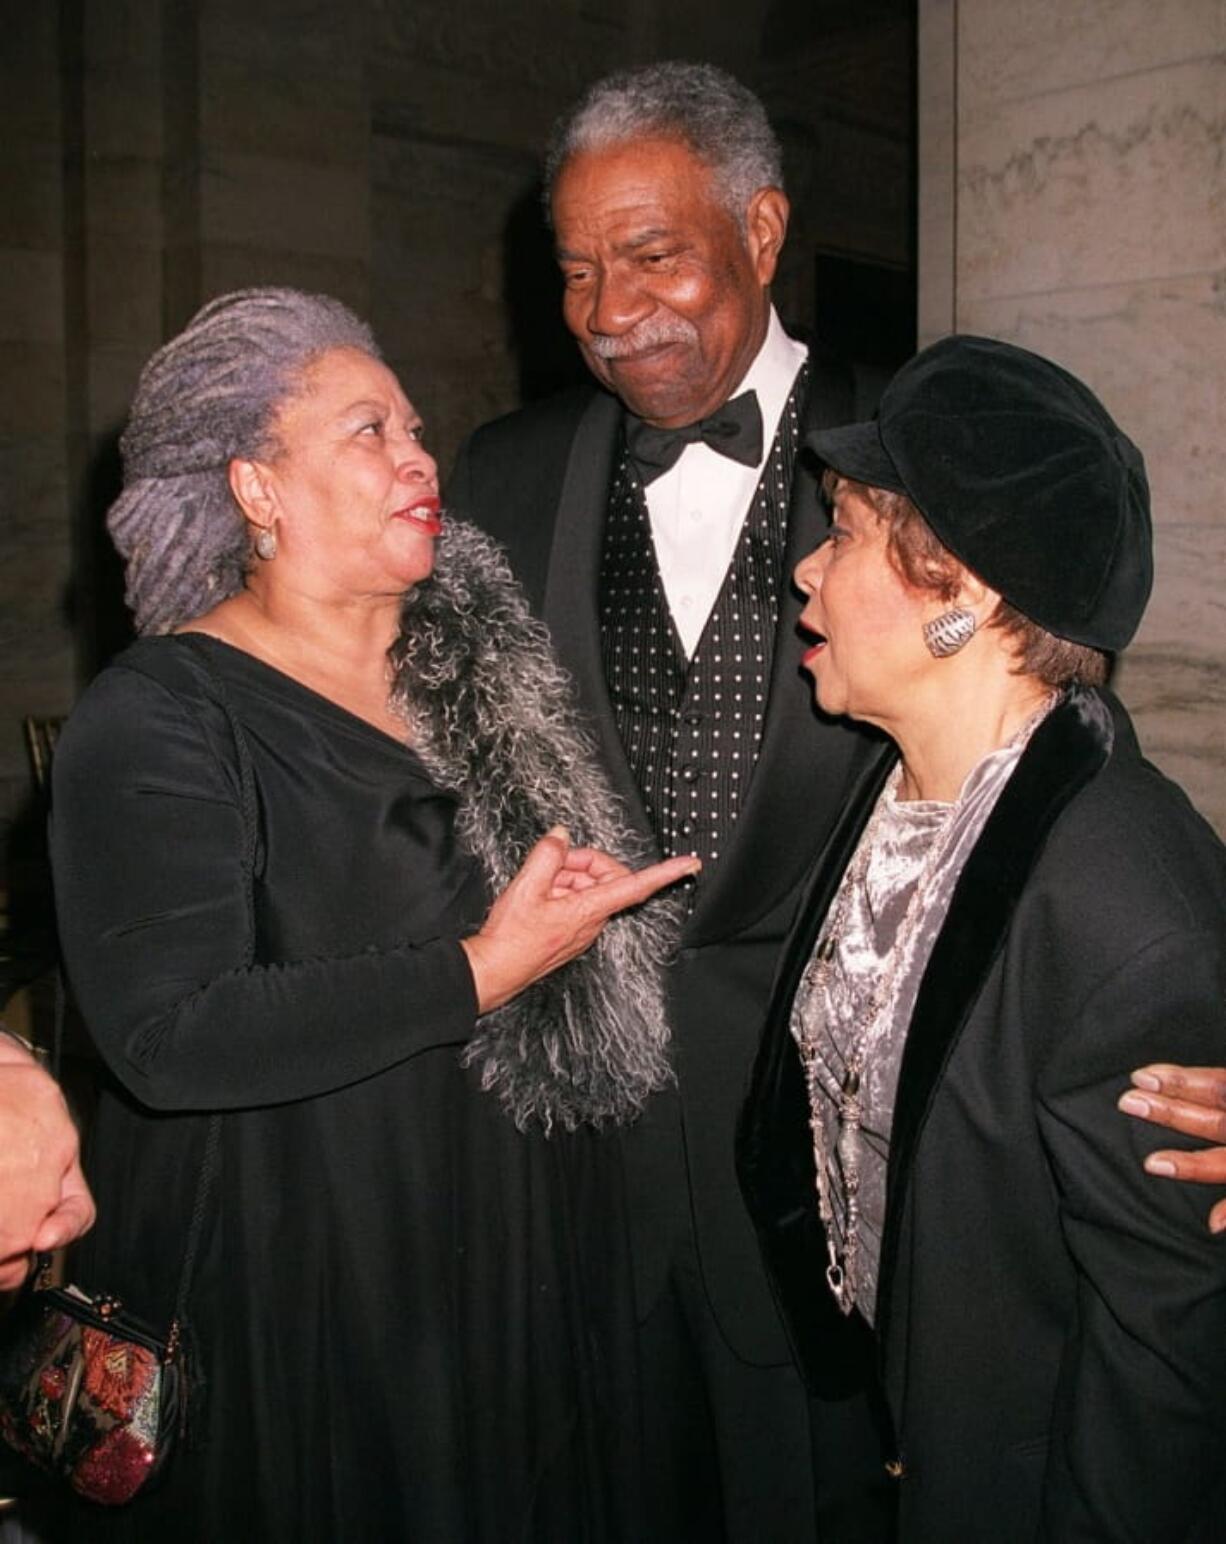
[543,60,784,230]
[108,287,378,636]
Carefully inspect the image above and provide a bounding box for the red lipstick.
[393,494,443,537]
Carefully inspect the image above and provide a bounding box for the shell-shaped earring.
[923,606,976,658]
[254,526,278,561]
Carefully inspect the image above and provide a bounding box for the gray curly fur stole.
[389,518,679,1132]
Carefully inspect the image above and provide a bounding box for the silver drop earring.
[254,527,278,561]
[923,606,976,658]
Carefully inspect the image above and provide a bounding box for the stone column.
[918,0,1226,833]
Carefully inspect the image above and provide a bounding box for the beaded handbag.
[0,1095,221,1505]
[0,1268,188,1505]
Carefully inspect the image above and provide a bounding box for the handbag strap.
[50,962,220,1349]
[166,634,267,1338]
[48,636,264,1347]
[51,986,221,1354]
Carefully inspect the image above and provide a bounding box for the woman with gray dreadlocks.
[44,288,697,1541]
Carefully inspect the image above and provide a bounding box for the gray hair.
[543,60,783,227]
[108,286,378,635]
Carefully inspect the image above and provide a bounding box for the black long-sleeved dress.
[45,635,639,1542]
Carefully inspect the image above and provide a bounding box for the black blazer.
[449,366,878,1362]
[738,688,1226,1539]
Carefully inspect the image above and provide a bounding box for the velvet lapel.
[875,688,1116,1348]
[540,390,655,846]
[686,371,869,947]
[735,741,895,1394]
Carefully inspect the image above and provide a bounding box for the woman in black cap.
[737,335,1226,1542]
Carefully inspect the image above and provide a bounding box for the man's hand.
[461,827,699,1014]
[1118,1064,1226,1233]
[0,1034,96,1290]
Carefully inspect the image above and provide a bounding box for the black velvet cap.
[805,335,1153,650]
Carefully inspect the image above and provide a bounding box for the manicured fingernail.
[1118,1092,1150,1117]
[1144,1155,1177,1177]
[1130,1069,1161,1092]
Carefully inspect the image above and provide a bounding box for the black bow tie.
[625,390,764,485]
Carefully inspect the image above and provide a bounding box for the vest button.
[680,762,702,783]
[676,818,697,839]
[885,1458,906,1480]
[681,711,703,726]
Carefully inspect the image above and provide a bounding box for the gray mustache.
[587,318,699,359]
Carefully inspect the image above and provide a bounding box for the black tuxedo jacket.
[738,688,1226,1539]
[449,366,877,1362]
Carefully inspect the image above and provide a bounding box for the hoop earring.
[254,527,278,561]
[923,607,976,658]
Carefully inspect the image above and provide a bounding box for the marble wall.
[918,0,1226,833]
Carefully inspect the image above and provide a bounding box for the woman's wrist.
[459,935,521,1017]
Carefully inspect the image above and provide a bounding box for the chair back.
[22,717,65,797]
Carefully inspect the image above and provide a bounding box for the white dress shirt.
[644,309,808,658]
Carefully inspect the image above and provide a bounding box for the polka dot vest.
[599,365,808,870]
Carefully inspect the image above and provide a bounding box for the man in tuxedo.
[449,61,889,1541]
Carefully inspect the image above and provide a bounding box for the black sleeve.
[50,664,478,1113]
[1036,930,1226,1541]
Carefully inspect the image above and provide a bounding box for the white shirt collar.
[734,307,808,468]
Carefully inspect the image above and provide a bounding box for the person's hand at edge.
[1118,1063,1226,1232]
[0,1030,97,1291]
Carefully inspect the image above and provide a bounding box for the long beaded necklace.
[797,694,1059,1316]
[797,771,960,1314]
